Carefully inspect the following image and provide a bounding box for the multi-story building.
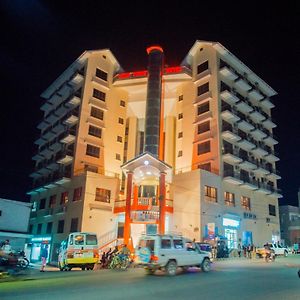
[279,189,300,247]
[28,41,282,263]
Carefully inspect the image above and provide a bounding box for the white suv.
[135,234,211,276]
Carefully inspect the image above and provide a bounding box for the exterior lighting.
[144,160,149,165]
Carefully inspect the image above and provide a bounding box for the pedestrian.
[40,244,49,272]
[1,239,13,254]
[243,245,247,257]
[237,243,242,258]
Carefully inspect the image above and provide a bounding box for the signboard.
[223,218,240,228]
[207,223,215,239]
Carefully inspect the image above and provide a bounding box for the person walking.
[40,244,49,272]
[237,243,242,258]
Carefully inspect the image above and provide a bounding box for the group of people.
[99,244,130,268]
[237,244,256,259]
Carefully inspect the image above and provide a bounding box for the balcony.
[250,128,267,140]
[48,94,62,106]
[39,148,53,159]
[32,153,43,161]
[237,119,255,132]
[264,135,278,146]
[248,90,264,104]
[261,98,274,110]
[66,96,81,108]
[235,78,252,92]
[223,169,243,185]
[252,146,268,157]
[56,150,73,165]
[55,105,68,117]
[249,109,266,123]
[52,123,65,135]
[253,164,270,176]
[240,177,258,190]
[265,152,279,163]
[221,104,240,123]
[219,66,238,80]
[63,114,79,126]
[255,182,271,195]
[40,101,53,112]
[37,120,50,131]
[222,130,241,143]
[235,99,253,114]
[34,137,47,146]
[239,158,257,171]
[45,113,59,126]
[47,162,59,171]
[223,148,243,164]
[220,90,239,105]
[237,139,256,151]
[60,133,76,144]
[266,169,281,180]
[262,118,276,130]
[54,206,68,214]
[49,142,63,152]
[266,186,283,198]
[131,211,159,223]
[193,91,212,106]
[69,73,84,87]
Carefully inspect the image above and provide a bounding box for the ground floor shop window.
[224,228,237,249]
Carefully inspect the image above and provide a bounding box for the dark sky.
[0,1,299,206]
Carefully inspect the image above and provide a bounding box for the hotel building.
[28,41,281,262]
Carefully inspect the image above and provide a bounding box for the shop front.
[26,236,51,263]
[223,217,240,249]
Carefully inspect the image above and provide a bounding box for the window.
[39,198,46,210]
[95,68,108,81]
[88,125,102,138]
[269,204,276,216]
[29,224,33,234]
[85,164,98,173]
[224,192,235,206]
[46,222,53,234]
[70,218,79,233]
[161,238,171,249]
[86,234,97,245]
[178,150,183,157]
[90,107,104,120]
[241,196,251,211]
[117,136,122,142]
[173,239,184,249]
[198,121,210,134]
[73,187,82,202]
[49,195,56,208]
[178,113,183,120]
[116,153,121,160]
[197,82,209,96]
[92,88,106,101]
[60,192,68,205]
[120,100,126,107]
[178,132,183,138]
[118,117,124,124]
[204,185,217,202]
[197,61,209,74]
[95,188,111,203]
[198,163,211,171]
[178,95,183,102]
[197,141,210,155]
[86,144,100,158]
[57,220,65,234]
[37,223,42,234]
[0,210,2,216]
[197,102,209,115]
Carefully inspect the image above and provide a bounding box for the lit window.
[241,196,251,210]
[204,185,217,202]
[95,188,111,203]
[224,192,235,206]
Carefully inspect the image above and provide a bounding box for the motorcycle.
[109,254,130,270]
[15,250,30,269]
[0,252,26,274]
[265,250,275,262]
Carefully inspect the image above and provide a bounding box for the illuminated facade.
[28,41,281,262]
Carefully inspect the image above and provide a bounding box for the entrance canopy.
[121,152,172,184]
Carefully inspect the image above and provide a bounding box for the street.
[0,256,299,300]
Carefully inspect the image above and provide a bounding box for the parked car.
[135,234,211,276]
[256,243,288,258]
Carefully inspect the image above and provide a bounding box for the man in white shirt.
[1,239,13,254]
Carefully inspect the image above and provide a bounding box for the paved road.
[0,256,299,300]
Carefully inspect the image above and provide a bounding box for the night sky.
[0,1,299,206]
